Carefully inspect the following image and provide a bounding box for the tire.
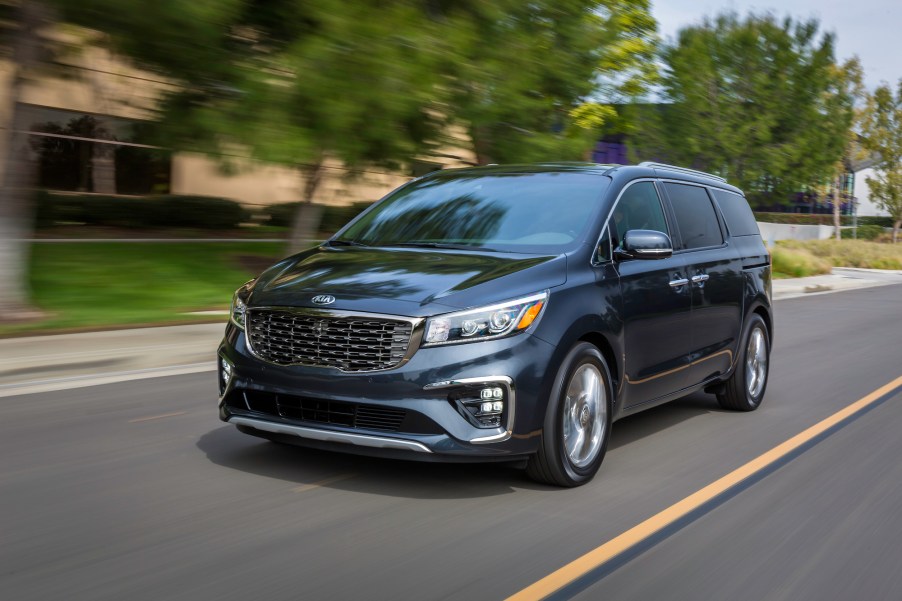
[717,314,770,411]
[527,342,613,487]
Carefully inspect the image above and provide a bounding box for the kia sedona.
[217,162,773,487]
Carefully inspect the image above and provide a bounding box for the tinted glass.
[595,226,612,263]
[663,183,724,249]
[610,181,669,248]
[711,188,760,237]
[339,172,608,253]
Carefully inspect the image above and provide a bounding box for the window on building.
[23,104,171,195]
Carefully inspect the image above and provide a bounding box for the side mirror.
[615,229,673,260]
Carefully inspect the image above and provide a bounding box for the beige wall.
[1,30,477,207]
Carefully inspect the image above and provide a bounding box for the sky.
[651,0,901,91]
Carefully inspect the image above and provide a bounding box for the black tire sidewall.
[741,315,770,408]
[543,342,613,485]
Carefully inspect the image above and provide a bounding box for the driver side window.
[611,181,669,249]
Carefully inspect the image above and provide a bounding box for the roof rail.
[638,161,727,183]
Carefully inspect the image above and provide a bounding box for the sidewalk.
[773,267,902,300]
[3,268,901,396]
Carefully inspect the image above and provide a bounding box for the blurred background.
[0,0,900,335]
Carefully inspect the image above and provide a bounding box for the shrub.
[755,213,894,228]
[770,246,833,278]
[840,224,885,240]
[33,192,249,229]
[263,200,375,233]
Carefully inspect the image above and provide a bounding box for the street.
[3,284,902,601]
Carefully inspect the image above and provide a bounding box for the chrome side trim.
[691,274,710,283]
[229,416,433,453]
[424,376,515,444]
[244,306,425,373]
[634,247,673,256]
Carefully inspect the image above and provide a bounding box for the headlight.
[423,291,548,346]
[230,279,255,330]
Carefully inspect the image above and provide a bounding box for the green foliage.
[264,200,372,232]
[860,80,902,239]
[631,13,858,207]
[770,245,832,278]
[34,192,249,229]
[753,212,894,227]
[433,1,658,164]
[778,239,902,269]
[840,224,884,240]
[55,1,659,171]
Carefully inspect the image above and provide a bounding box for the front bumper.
[217,322,557,461]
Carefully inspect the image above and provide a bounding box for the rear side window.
[663,183,724,250]
[711,189,760,237]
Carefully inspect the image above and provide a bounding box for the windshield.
[336,172,609,253]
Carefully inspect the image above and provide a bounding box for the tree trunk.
[894,219,901,244]
[833,173,842,241]
[0,0,51,322]
[287,159,326,255]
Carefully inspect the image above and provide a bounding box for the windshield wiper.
[381,241,495,251]
[328,238,369,247]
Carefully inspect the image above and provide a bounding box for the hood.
[249,246,566,317]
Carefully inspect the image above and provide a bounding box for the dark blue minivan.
[218,162,773,486]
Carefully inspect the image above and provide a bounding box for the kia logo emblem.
[312,295,335,305]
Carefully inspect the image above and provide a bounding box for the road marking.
[506,374,902,601]
[291,473,357,494]
[129,411,187,423]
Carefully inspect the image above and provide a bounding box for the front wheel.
[527,342,613,487]
[717,314,770,411]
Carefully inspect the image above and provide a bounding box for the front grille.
[247,309,414,371]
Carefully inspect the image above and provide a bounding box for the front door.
[613,180,693,407]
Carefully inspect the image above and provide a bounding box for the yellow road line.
[292,473,358,494]
[128,411,187,423]
[506,374,902,601]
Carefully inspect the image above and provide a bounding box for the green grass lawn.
[1,242,287,336]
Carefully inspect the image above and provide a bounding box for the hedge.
[264,200,375,233]
[840,224,885,240]
[35,191,250,229]
[754,212,894,228]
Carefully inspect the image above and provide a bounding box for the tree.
[433,0,658,165]
[0,0,55,320]
[630,13,858,209]
[825,59,864,240]
[860,80,902,242]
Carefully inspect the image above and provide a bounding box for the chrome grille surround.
[245,307,423,372]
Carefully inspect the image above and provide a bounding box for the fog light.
[451,384,507,428]
[219,357,233,396]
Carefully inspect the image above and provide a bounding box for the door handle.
[669,278,689,288]
[691,274,710,284]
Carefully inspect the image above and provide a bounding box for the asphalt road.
[3,285,902,601]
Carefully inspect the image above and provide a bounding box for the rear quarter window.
[711,189,760,237]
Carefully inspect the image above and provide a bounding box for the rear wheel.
[717,314,769,411]
[527,342,612,487]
